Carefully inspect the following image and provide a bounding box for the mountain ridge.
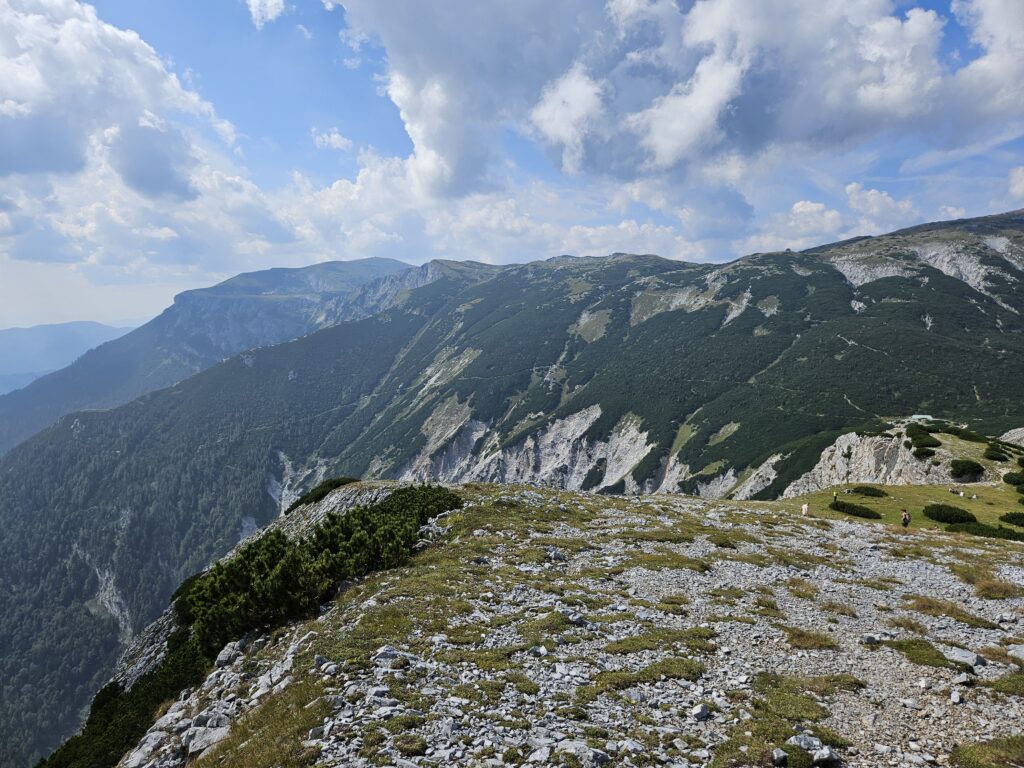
[4,209,1024,765]
[0,321,131,395]
[0,257,416,454]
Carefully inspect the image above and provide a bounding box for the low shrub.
[45,485,463,768]
[984,446,1009,462]
[913,447,936,459]
[1002,471,1024,486]
[829,500,882,519]
[285,476,359,514]
[947,522,1024,542]
[922,504,977,525]
[1019,456,1024,469]
[906,423,942,449]
[851,485,887,497]
[999,512,1024,528]
[180,485,463,654]
[950,459,984,480]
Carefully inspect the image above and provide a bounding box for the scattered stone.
[691,703,711,721]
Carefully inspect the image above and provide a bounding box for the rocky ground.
[117,484,1024,768]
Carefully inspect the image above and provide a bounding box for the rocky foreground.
[118,484,1023,768]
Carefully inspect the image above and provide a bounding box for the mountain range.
[3,209,1024,766]
[0,257,413,455]
[0,321,130,396]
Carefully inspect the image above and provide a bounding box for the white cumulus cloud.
[246,0,285,30]
[1010,166,1024,200]
[312,128,353,151]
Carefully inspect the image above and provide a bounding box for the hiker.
[801,502,809,517]
[901,509,911,528]
[833,491,838,504]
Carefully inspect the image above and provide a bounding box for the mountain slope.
[0,257,411,454]
[0,321,130,395]
[4,210,1024,765]
[59,482,1024,768]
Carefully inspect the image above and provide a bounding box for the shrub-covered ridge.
[39,484,461,768]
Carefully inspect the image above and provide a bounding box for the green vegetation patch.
[905,596,998,629]
[625,549,711,573]
[177,485,463,655]
[603,627,716,655]
[710,673,860,768]
[950,459,985,480]
[984,673,1024,697]
[947,522,1024,543]
[883,639,958,669]
[923,504,977,524]
[851,485,887,497]
[1000,512,1024,527]
[579,657,705,706]
[781,626,838,650]
[829,499,882,519]
[984,446,1010,462]
[951,736,1024,768]
[195,679,328,768]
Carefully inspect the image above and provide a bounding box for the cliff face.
[782,429,965,498]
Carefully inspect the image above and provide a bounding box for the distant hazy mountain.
[4,211,1024,765]
[0,321,130,395]
[0,257,414,454]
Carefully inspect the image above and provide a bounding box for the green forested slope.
[0,257,410,456]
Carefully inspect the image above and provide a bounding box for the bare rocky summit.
[114,483,1024,768]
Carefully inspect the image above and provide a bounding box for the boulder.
[942,647,986,669]
[184,725,230,756]
[787,734,824,752]
[690,703,711,722]
[215,641,241,668]
[812,746,842,766]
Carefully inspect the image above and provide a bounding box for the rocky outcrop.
[1001,427,1024,448]
[399,407,658,495]
[782,431,956,497]
[732,453,784,500]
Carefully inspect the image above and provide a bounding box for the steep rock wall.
[782,432,954,497]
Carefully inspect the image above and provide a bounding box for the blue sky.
[1,0,1023,326]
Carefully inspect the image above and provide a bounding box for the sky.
[1,0,1023,327]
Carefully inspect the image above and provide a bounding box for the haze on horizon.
[1,0,1023,327]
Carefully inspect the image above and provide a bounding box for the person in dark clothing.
[901,509,910,528]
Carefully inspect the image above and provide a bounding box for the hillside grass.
[782,481,1020,531]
